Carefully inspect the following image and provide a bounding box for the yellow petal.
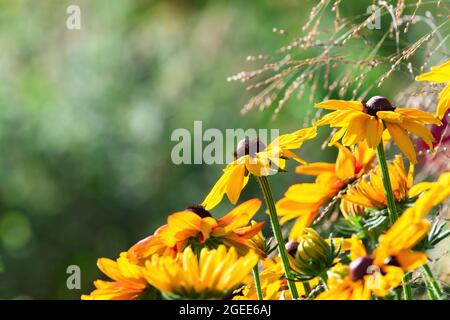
[409,181,433,197]
[395,250,427,271]
[202,163,244,210]
[225,164,247,205]
[415,60,450,82]
[395,108,442,125]
[335,143,356,179]
[436,83,450,119]
[365,117,384,148]
[401,119,435,150]
[377,111,404,123]
[328,127,347,146]
[385,123,417,164]
[350,234,367,260]
[295,162,335,176]
[341,114,370,146]
[217,198,261,227]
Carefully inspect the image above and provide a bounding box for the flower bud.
[293,228,333,278]
[340,198,367,219]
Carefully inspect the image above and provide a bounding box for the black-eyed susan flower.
[340,155,414,219]
[202,127,317,210]
[142,245,259,299]
[276,142,375,240]
[127,199,265,264]
[340,156,448,220]
[317,215,429,300]
[81,252,159,300]
[416,60,450,119]
[314,96,441,164]
[319,172,450,300]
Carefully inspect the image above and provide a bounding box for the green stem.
[402,272,412,300]
[423,275,437,300]
[422,264,443,300]
[376,142,411,297]
[252,265,263,300]
[302,281,311,297]
[256,176,299,299]
[320,272,329,290]
[375,142,398,225]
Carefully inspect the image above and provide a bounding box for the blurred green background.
[0,0,447,299]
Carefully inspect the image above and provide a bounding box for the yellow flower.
[314,96,441,164]
[316,263,371,300]
[81,252,152,300]
[340,155,413,219]
[416,60,450,119]
[318,213,429,300]
[202,127,317,210]
[234,257,318,300]
[406,171,450,220]
[317,177,450,301]
[341,159,450,220]
[142,245,259,299]
[127,199,266,264]
[277,142,375,240]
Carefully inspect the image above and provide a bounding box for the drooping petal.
[335,143,356,179]
[225,164,248,205]
[341,114,370,146]
[385,123,417,164]
[202,162,244,210]
[328,127,347,146]
[365,116,384,148]
[395,108,442,125]
[401,119,435,150]
[436,83,450,119]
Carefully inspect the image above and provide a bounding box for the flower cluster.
[83,61,450,300]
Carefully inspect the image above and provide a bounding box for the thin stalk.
[376,142,409,297]
[256,176,299,299]
[422,264,443,300]
[252,265,264,300]
[320,272,329,290]
[375,142,399,225]
[423,275,437,300]
[402,273,412,300]
[303,281,311,297]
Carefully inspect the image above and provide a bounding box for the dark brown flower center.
[233,137,266,160]
[285,241,299,257]
[383,256,400,267]
[186,205,212,218]
[349,256,374,281]
[362,96,396,116]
